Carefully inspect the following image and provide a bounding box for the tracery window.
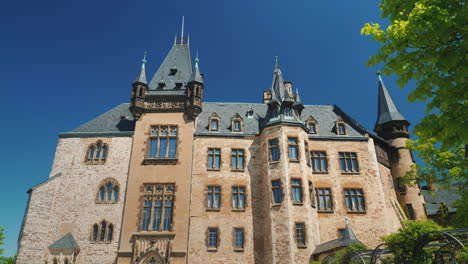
[85,141,108,165]
[96,179,119,203]
[148,125,178,158]
[141,183,175,231]
[90,220,114,243]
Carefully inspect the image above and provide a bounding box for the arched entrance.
[137,251,166,264]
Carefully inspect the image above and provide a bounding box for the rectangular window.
[232,186,246,210]
[338,123,346,135]
[211,119,219,131]
[148,126,178,158]
[295,223,306,247]
[141,184,175,231]
[207,185,221,210]
[315,188,333,212]
[233,120,241,131]
[234,228,244,249]
[310,151,327,172]
[291,179,303,203]
[309,123,317,134]
[208,228,218,248]
[269,139,280,161]
[288,137,299,160]
[406,203,416,220]
[271,180,283,204]
[283,107,292,117]
[231,149,245,170]
[339,152,359,172]
[208,148,221,170]
[344,188,366,212]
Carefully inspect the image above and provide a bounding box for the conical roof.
[189,52,203,83]
[312,218,362,255]
[375,75,407,128]
[134,52,147,84]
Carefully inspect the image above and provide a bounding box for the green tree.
[0,226,15,264]
[361,0,467,226]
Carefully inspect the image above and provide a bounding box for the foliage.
[322,243,368,264]
[456,247,468,263]
[0,227,4,257]
[436,201,450,226]
[0,226,15,264]
[452,188,468,227]
[383,220,443,264]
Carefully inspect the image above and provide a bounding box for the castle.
[17,25,427,264]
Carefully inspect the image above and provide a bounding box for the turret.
[130,52,149,119]
[374,74,426,220]
[185,52,204,119]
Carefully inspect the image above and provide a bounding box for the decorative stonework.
[131,233,174,264]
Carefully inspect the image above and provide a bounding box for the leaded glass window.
[141,183,175,231]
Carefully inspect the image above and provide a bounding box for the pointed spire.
[134,51,147,84]
[270,56,290,103]
[342,217,360,242]
[375,73,406,129]
[180,16,185,44]
[294,88,302,104]
[189,50,203,83]
[187,33,190,45]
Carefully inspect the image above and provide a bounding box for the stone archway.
[137,251,166,264]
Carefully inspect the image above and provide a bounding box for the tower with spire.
[374,74,426,220]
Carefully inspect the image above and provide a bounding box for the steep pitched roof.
[134,53,147,84]
[189,55,203,83]
[422,186,459,215]
[313,220,362,255]
[148,44,192,90]
[49,233,79,249]
[375,75,407,128]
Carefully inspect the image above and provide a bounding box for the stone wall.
[17,136,132,264]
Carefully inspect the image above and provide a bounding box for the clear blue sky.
[0,0,426,256]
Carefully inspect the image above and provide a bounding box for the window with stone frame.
[209,112,221,131]
[232,186,246,210]
[315,188,333,212]
[90,220,114,243]
[231,149,245,170]
[96,178,120,203]
[234,228,245,250]
[295,223,306,248]
[207,227,219,249]
[336,117,347,135]
[306,116,318,135]
[291,179,303,204]
[231,113,243,132]
[344,188,366,212]
[207,185,221,210]
[85,140,108,165]
[310,151,328,172]
[148,125,178,159]
[271,180,283,204]
[141,183,175,231]
[288,137,299,161]
[269,138,280,162]
[339,152,359,172]
[207,148,221,170]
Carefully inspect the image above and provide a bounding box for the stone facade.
[17,30,426,264]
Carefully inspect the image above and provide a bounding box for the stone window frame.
[206,227,220,251]
[231,185,247,211]
[294,222,307,248]
[290,178,304,205]
[208,112,221,132]
[90,220,114,244]
[230,113,244,132]
[140,183,176,232]
[306,116,319,135]
[269,138,280,163]
[335,117,347,135]
[206,185,222,211]
[287,137,299,162]
[85,140,109,165]
[96,178,120,204]
[271,179,284,205]
[338,152,360,174]
[233,227,245,251]
[146,125,179,160]
[231,148,245,171]
[207,148,222,171]
[343,188,367,214]
[310,151,329,173]
[315,187,334,213]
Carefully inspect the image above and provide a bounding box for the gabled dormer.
[231,113,243,132]
[334,117,347,135]
[306,116,318,134]
[209,112,221,131]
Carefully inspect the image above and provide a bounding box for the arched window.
[92,224,98,241]
[107,224,114,242]
[86,141,109,165]
[96,178,119,203]
[100,221,106,241]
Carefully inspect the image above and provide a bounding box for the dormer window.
[335,117,347,135]
[306,116,318,135]
[209,113,221,132]
[231,113,243,132]
[283,107,292,117]
[309,123,317,134]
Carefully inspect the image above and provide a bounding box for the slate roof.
[49,233,79,249]
[422,187,460,215]
[313,221,362,255]
[59,102,369,140]
[59,103,134,138]
[375,75,407,128]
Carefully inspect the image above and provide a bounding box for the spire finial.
[187,33,190,45]
[377,71,383,81]
[174,34,177,45]
[345,216,349,225]
[195,50,199,63]
[142,51,147,65]
[180,16,185,44]
[275,56,279,68]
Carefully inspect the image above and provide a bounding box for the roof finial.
[142,50,147,65]
[345,216,349,225]
[377,71,383,81]
[180,16,185,44]
[174,34,177,45]
[187,33,190,45]
[275,56,279,69]
[195,50,199,64]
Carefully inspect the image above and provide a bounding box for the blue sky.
[0,0,426,256]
